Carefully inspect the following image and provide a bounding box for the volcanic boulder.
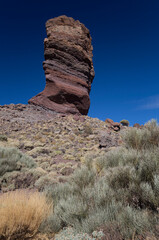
[28,15,95,115]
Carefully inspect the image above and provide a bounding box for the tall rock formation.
[28,15,95,115]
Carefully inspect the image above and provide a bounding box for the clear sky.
[0,0,159,125]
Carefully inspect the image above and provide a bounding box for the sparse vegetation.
[1,113,159,239]
[44,119,159,239]
[0,190,52,240]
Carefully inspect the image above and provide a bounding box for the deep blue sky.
[0,0,159,125]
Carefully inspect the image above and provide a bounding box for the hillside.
[1,104,159,239]
[0,103,122,192]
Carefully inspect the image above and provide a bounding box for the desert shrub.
[45,165,156,238]
[123,119,159,150]
[107,166,134,189]
[0,146,36,176]
[120,119,129,127]
[45,167,97,233]
[87,177,114,207]
[116,206,153,239]
[95,147,159,210]
[47,181,76,204]
[95,147,138,170]
[123,181,159,211]
[0,134,7,142]
[40,212,62,233]
[0,190,52,240]
[45,119,159,238]
[55,196,89,227]
[54,227,104,240]
[105,148,159,184]
[74,124,93,137]
[34,174,57,191]
[123,127,150,150]
[154,175,159,194]
[77,201,121,233]
[70,166,96,188]
[83,124,93,136]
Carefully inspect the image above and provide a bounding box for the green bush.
[120,119,129,127]
[0,146,36,176]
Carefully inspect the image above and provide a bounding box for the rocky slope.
[0,104,122,192]
[2,105,156,240]
[28,15,95,115]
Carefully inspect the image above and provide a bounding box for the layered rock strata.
[28,15,95,115]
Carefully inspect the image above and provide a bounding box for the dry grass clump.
[0,190,52,240]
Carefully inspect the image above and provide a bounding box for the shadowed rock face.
[28,15,95,115]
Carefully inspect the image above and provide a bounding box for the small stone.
[105,118,114,125]
[73,115,80,121]
[23,141,34,150]
[98,131,117,148]
[133,123,140,128]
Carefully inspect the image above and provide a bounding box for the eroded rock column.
[28,15,95,115]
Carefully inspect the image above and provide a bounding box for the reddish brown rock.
[105,118,114,125]
[133,123,141,128]
[73,115,80,121]
[105,118,121,132]
[28,15,95,115]
[98,131,118,149]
